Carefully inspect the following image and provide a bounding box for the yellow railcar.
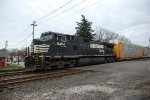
[142,47,150,57]
[114,42,143,60]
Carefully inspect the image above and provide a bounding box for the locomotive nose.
[32,39,50,53]
[34,44,50,53]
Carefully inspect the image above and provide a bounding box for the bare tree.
[94,26,105,42]
[94,26,119,43]
[9,48,18,57]
[8,48,26,62]
[9,48,26,57]
[118,35,131,43]
[17,48,26,57]
[94,26,131,44]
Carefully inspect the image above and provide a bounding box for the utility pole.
[5,40,8,50]
[149,38,150,48]
[31,21,37,53]
[18,54,19,65]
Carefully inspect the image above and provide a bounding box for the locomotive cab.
[40,32,53,41]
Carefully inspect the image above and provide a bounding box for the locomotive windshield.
[40,32,53,41]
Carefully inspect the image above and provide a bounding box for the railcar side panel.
[114,42,143,60]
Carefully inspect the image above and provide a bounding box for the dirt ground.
[0,58,150,100]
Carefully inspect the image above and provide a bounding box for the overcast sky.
[0,0,150,49]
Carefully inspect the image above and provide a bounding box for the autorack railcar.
[114,42,143,60]
[114,42,150,60]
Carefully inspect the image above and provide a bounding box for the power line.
[38,0,88,25]
[12,32,32,48]
[36,0,75,22]
[9,21,37,49]
[41,0,103,26]
[10,0,87,49]
[7,25,31,41]
[7,0,75,49]
[21,37,32,47]
[14,0,73,48]
[8,0,100,49]
[8,21,37,48]
[74,0,103,14]
[9,21,37,47]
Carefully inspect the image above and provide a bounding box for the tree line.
[75,15,131,43]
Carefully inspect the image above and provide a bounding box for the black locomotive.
[25,31,115,71]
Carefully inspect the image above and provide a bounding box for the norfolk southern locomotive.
[25,31,115,71]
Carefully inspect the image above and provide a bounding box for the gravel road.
[0,58,150,100]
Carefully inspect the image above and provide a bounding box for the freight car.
[114,42,150,60]
[25,31,115,71]
[114,42,143,60]
[142,47,150,57]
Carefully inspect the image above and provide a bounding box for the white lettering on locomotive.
[57,42,66,47]
[90,44,104,49]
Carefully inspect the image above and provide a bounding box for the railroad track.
[0,69,69,78]
[0,70,25,78]
[0,69,88,89]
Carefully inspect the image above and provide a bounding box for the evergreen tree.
[75,15,94,40]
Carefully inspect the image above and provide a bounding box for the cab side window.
[57,36,62,41]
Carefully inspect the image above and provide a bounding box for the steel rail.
[0,69,88,88]
[0,71,25,78]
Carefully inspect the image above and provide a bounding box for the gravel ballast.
[0,58,150,100]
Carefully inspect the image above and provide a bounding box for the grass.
[0,64,24,72]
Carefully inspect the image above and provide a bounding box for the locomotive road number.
[57,42,66,47]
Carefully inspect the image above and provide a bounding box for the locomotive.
[25,31,115,71]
